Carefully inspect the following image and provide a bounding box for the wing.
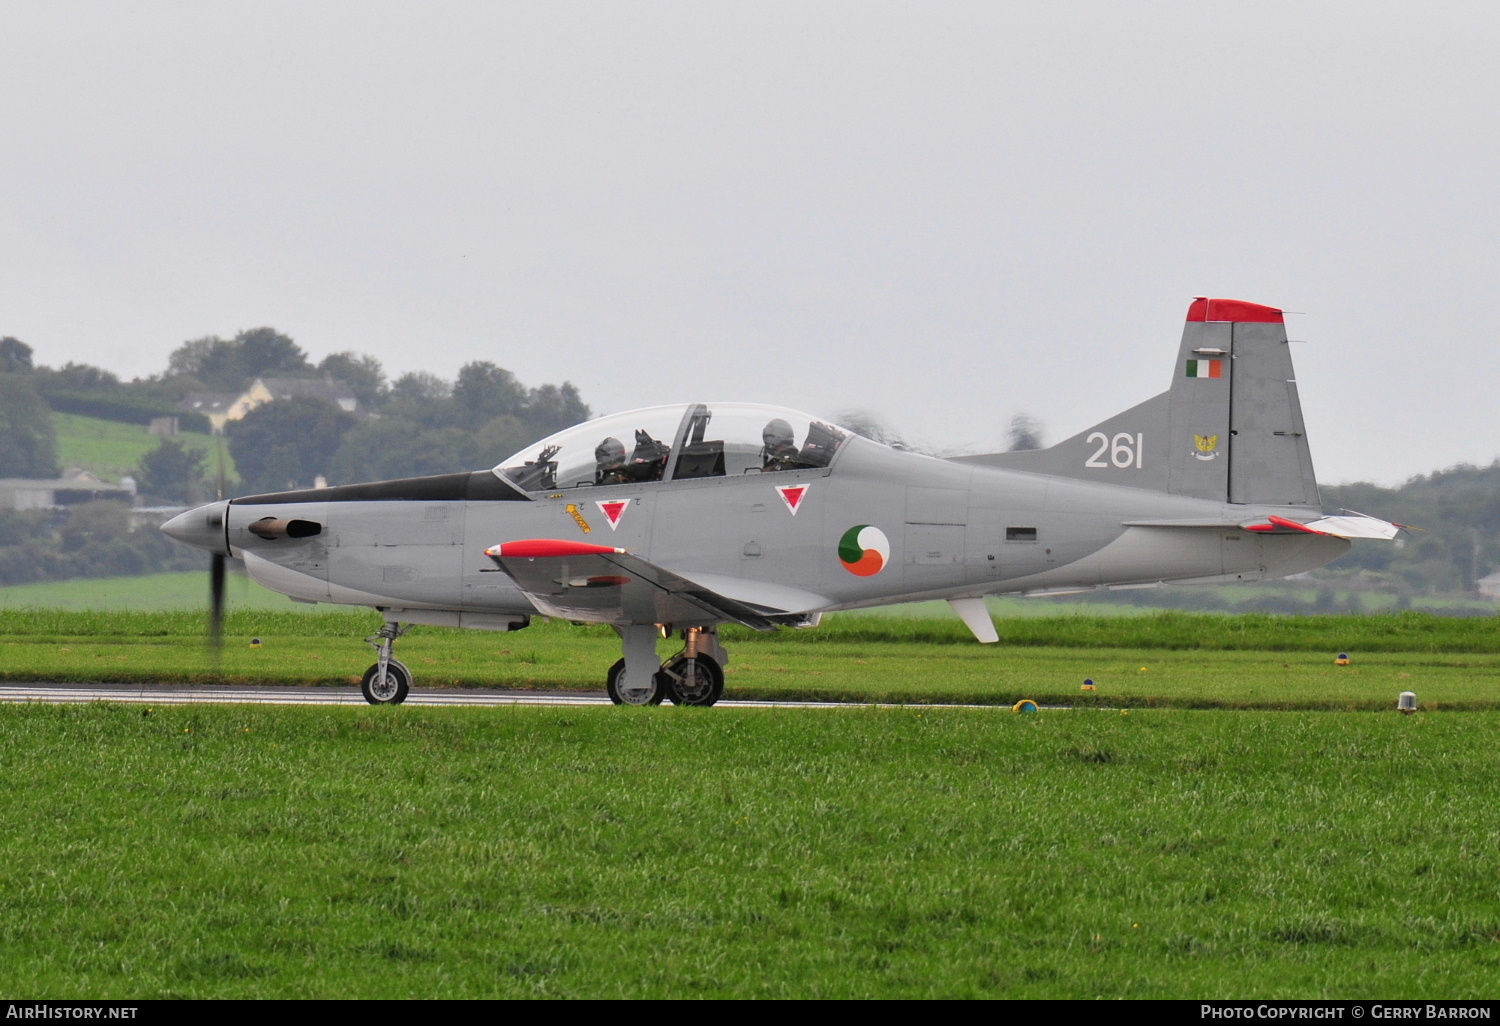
[482,539,828,630]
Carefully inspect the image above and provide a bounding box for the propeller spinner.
[161,500,232,661]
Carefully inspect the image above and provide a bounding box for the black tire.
[663,655,724,707]
[361,659,412,705]
[605,658,665,706]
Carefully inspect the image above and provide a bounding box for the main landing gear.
[606,625,727,707]
[361,622,413,704]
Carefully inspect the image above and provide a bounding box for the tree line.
[0,328,590,586]
[0,329,590,499]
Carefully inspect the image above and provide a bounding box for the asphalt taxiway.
[0,682,1008,710]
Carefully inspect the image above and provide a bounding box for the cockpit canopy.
[495,403,851,493]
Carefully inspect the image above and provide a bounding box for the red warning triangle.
[595,499,629,530]
[776,484,810,515]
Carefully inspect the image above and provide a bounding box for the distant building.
[180,376,358,433]
[0,469,135,511]
[180,393,238,432]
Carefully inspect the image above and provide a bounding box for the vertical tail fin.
[1169,298,1318,506]
[956,297,1320,508]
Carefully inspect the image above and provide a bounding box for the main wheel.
[606,658,666,706]
[663,655,724,707]
[361,659,412,705]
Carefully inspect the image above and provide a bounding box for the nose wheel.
[361,659,412,704]
[362,622,414,705]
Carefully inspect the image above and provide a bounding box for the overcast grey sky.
[1,1,1495,484]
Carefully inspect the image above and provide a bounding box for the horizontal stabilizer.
[1123,513,1400,540]
[1272,516,1398,540]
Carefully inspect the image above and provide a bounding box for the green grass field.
[1,607,1497,709]
[52,413,234,485]
[0,571,1159,616]
[0,572,307,612]
[3,604,1500,997]
[0,702,1497,998]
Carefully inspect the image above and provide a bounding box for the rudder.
[1170,298,1318,506]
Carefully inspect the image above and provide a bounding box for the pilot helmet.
[762,418,796,452]
[595,436,626,468]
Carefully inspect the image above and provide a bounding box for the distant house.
[180,393,238,432]
[180,377,358,433]
[0,469,135,511]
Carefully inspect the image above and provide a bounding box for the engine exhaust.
[247,517,323,541]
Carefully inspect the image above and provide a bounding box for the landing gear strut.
[605,625,727,707]
[362,622,413,704]
[662,627,725,706]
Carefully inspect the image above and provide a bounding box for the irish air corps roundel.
[838,525,890,577]
[776,483,810,515]
[595,499,629,530]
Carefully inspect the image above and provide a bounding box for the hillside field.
[52,412,235,486]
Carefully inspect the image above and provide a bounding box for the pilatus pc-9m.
[163,297,1398,705]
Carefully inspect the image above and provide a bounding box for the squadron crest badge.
[1193,434,1219,461]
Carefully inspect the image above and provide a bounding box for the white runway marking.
[0,683,1029,710]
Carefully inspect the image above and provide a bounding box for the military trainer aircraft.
[163,297,1400,706]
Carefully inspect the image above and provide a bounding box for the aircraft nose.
[161,501,231,555]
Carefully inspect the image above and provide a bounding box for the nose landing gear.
[362,622,413,704]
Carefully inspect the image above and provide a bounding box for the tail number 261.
[1085,432,1143,469]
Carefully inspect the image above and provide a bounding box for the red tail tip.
[1187,297,1284,324]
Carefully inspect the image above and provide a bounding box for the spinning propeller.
[209,548,225,659]
[209,435,227,659]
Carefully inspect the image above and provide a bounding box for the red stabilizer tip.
[486,539,625,558]
[1186,297,1284,324]
[1267,515,1332,536]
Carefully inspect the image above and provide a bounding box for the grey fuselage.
[214,435,1346,628]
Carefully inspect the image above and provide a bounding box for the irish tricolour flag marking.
[838,525,890,577]
[1185,359,1223,379]
[595,500,629,530]
[776,484,810,515]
